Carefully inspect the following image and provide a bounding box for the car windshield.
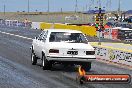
[49,32,88,43]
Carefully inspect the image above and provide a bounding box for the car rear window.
[49,32,88,43]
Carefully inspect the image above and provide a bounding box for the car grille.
[86,51,95,55]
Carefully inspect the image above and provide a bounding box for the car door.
[33,37,38,54]
[34,31,46,57]
[37,31,48,58]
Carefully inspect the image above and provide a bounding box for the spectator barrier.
[0,19,32,28]
[91,43,132,67]
[40,22,97,37]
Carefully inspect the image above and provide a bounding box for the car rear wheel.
[31,50,37,65]
[82,62,91,72]
[42,53,52,70]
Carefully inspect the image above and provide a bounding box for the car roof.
[44,29,82,33]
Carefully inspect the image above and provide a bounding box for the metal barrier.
[0,19,32,28]
[91,43,132,67]
[40,22,97,37]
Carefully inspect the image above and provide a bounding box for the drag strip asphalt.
[0,30,32,40]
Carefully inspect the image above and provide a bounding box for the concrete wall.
[40,22,97,37]
[32,22,42,29]
[40,22,52,29]
[91,43,132,67]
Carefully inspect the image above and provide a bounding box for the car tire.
[42,53,52,70]
[31,50,37,65]
[82,62,91,72]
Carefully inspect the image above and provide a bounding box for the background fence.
[0,19,31,28]
[91,43,132,67]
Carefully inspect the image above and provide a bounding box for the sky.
[0,0,131,12]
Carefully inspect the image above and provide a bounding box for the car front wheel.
[31,50,37,65]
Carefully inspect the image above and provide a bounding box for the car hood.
[48,42,94,50]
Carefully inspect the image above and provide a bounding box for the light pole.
[3,4,6,20]
[118,0,121,12]
[118,0,121,21]
[98,7,102,45]
[75,0,78,13]
[95,6,105,45]
[106,0,111,11]
[28,0,29,13]
[47,0,50,22]
[4,4,5,15]
[109,0,111,11]
[99,0,101,7]
[48,0,49,12]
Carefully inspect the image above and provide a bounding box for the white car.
[31,29,96,71]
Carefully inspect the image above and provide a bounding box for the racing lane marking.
[0,31,32,40]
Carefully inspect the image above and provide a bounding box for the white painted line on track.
[0,31,32,40]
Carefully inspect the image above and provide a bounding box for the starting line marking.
[0,31,32,40]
